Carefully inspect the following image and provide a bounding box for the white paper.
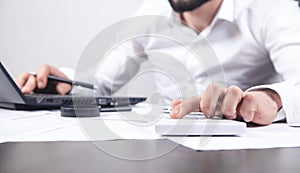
[3,105,300,152]
[169,124,300,150]
[0,108,51,121]
[13,119,161,143]
[2,107,161,143]
[0,111,77,143]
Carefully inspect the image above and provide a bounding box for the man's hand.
[170,84,282,125]
[15,64,71,95]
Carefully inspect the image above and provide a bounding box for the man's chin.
[168,0,210,13]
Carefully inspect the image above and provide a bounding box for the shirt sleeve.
[94,40,147,96]
[249,1,300,123]
[59,40,147,96]
[60,1,155,96]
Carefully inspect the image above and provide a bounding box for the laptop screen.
[0,62,26,104]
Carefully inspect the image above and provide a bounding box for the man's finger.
[170,99,182,107]
[36,64,69,89]
[200,84,225,118]
[56,83,72,95]
[170,95,201,119]
[36,64,51,89]
[221,86,243,119]
[15,72,31,89]
[21,75,37,94]
[238,92,258,122]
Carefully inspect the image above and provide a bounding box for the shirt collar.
[216,0,235,23]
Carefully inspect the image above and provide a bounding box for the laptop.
[0,62,146,110]
[155,108,247,136]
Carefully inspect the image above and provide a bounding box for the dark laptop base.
[0,102,62,110]
[0,62,146,111]
[0,96,147,110]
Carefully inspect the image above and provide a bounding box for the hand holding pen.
[15,64,94,95]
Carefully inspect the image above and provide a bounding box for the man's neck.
[180,0,223,34]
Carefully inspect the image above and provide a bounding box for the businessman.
[16,0,300,125]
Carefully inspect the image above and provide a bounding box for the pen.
[30,72,95,89]
[47,75,95,89]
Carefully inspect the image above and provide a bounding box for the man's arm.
[170,1,300,125]
[258,0,300,123]
[170,84,282,125]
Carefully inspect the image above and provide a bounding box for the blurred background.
[0,0,145,76]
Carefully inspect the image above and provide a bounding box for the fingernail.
[171,107,179,114]
[38,81,43,88]
[21,86,27,93]
[244,112,255,122]
[244,118,251,122]
[228,116,234,120]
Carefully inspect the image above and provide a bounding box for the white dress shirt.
[72,0,300,123]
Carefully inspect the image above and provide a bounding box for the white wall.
[0,0,145,76]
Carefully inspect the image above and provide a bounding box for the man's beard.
[168,0,210,13]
